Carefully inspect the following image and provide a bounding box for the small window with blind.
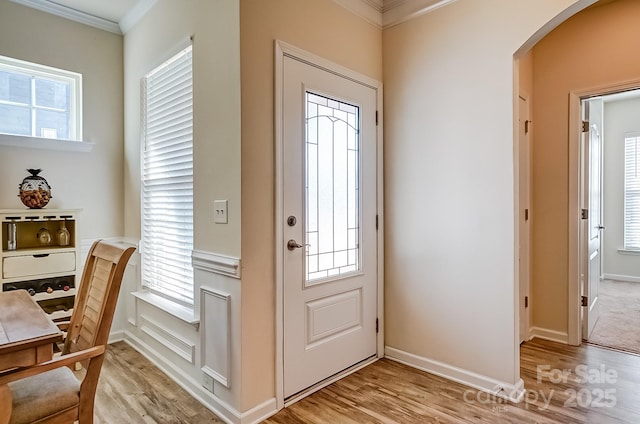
[624,134,640,251]
[141,45,194,305]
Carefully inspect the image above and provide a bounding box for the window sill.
[0,134,94,152]
[132,290,199,326]
[617,249,640,256]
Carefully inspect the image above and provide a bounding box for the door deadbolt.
[287,216,297,227]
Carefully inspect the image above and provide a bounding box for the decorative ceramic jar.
[18,169,52,209]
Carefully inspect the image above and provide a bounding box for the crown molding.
[332,0,383,29]
[8,0,122,34]
[382,0,458,28]
[119,0,156,34]
[333,0,458,29]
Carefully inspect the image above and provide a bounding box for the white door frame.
[274,40,384,409]
[567,79,640,345]
[518,92,531,343]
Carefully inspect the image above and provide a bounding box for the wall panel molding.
[201,287,231,388]
[192,250,241,279]
[139,314,196,364]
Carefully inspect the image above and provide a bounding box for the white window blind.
[141,45,194,305]
[624,135,640,250]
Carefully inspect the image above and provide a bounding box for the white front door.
[282,55,378,399]
[582,97,603,339]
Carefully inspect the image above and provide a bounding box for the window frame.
[624,133,640,251]
[140,44,195,307]
[0,55,82,142]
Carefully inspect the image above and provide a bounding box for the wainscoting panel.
[201,286,231,388]
[139,314,196,364]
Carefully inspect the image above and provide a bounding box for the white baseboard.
[602,273,640,283]
[384,346,525,403]
[108,330,125,344]
[529,327,569,344]
[123,331,277,424]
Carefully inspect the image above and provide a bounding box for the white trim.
[8,0,122,34]
[274,40,384,410]
[132,290,199,325]
[568,79,640,347]
[332,0,459,29]
[616,249,640,256]
[108,330,125,344]
[192,250,241,279]
[139,314,196,364]
[385,347,525,403]
[119,0,157,34]
[382,0,458,28]
[200,287,231,388]
[529,327,569,344]
[602,273,640,283]
[0,135,94,152]
[331,0,382,28]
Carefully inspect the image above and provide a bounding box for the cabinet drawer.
[3,252,76,279]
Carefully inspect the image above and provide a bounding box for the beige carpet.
[588,279,640,355]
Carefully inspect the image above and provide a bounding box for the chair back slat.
[63,241,135,356]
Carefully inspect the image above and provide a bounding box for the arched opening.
[515,0,640,354]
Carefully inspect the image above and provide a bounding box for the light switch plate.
[214,200,228,224]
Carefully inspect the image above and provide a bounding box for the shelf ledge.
[132,290,199,326]
[0,134,94,152]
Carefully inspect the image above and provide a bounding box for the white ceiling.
[9,0,453,33]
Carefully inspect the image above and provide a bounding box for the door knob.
[287,239,308,251]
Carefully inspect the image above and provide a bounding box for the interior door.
[582,97,603,339]
[518,95,530,344]
[283,56,378,399]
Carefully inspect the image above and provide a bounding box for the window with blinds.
[624,135,640,251]
[141,45,194,305]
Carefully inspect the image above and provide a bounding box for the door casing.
[274,40,384,409]
[568,79,640,345]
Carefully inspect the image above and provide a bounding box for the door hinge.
[376,318,379,333]
[581,296,588,307]
[524,209,529,221]
[375,110,379,126]
[524,120,531,135]
[582,121,589,133]
[581,209,588,220]
[376,214,379,230]
[525,296,529,308]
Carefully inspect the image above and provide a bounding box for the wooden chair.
[0,240,135,424]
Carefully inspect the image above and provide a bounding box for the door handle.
[287,239,309,251]
[598,226,606,230]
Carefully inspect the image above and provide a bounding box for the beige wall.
[382,0,585,389]
[123,0,243,414]
[0,0,123,240]
[240,0,382,409]
[531,0,640,333]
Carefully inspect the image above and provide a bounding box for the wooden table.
[0,289,63,424]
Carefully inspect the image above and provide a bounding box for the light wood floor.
[92,342,223,423]
[95,339,640,423]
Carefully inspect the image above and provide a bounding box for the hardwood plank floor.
[92,342,223,424]
[92,339,640,423]
[264,339,640,424]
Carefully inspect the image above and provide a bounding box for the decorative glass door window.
[305,92,360,282]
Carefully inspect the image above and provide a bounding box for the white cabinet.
[1,209,79,321]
